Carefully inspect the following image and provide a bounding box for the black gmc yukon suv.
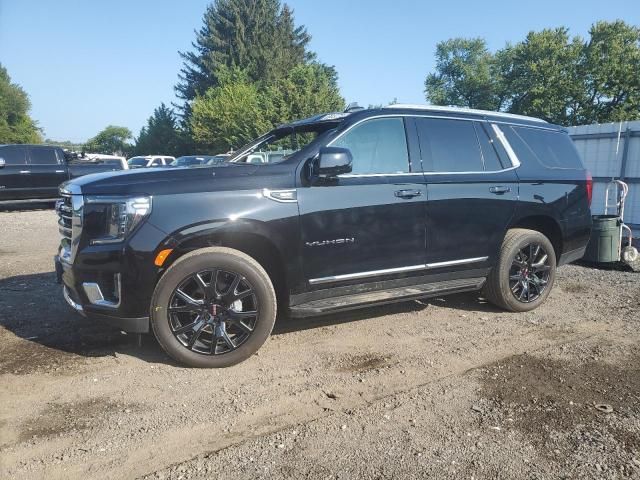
[55,105,592,367]
[0,144,122,203]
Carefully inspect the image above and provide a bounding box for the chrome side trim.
[309,264,427,285]
[426,256,488,269]
[339,172,421,178]
[309,257,489,285]
[490,123,521,168]
[63,286,84,313]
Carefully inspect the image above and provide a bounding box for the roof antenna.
[344,102,364,113]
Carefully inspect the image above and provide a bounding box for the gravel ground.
[0,207,639,480]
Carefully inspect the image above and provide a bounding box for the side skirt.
[288,276,486,318]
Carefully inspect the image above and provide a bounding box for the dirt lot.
[1,207,639,480]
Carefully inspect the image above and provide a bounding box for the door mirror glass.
[0,158,5,168]
[317,147,352,177]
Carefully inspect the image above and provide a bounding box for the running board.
[289,277,486,317]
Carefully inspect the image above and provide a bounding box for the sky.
[1,0,638,143]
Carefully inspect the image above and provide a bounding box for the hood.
[63,163,278,196]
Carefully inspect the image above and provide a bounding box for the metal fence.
[567,121,640,233]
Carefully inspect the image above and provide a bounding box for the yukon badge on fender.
[305,238,355,247]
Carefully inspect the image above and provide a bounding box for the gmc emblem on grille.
[305,238,355,247]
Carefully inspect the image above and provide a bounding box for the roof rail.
[383,104,547,124]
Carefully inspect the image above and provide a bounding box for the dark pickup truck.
[0,144,123,203]
[55,105,592,368]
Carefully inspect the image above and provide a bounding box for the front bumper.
[56,254,150,333]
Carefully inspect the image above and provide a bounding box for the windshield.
[128,157,148,166]
[230,124,336,164]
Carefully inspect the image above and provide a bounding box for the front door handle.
[489,186,511,195]
[19,170,31,174]
[394,189,423,199]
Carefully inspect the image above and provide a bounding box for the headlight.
[85,196,152,245]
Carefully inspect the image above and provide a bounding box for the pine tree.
[134,103,187,156]
[176,0,312,106]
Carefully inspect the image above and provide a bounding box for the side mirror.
[0,158,5,168]
[317,147,352,177]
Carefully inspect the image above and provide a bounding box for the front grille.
[56,194,73,241]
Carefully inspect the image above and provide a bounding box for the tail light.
[586,171,593,207]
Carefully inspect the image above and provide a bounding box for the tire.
[151,247,277,368]
[483,228,556,312]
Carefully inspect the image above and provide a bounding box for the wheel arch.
[508,215,563,261]
[158,225,290,307]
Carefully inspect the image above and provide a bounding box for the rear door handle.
[489,186,511,195]
[19,170,31,174]
[394,189,423,199]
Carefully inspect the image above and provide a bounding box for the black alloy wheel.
[168,270,259,355]
[483,228,557,313]
[508,243,552,303]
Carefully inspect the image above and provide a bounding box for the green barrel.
[583,215,621,263]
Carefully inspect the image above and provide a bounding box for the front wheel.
[151,247,277,367]
[483,228,556,312]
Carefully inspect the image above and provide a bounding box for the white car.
[84,154,128,170]
[127,155,175,169]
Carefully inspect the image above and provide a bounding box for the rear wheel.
[484,228,556,312]
[151,247,277,367]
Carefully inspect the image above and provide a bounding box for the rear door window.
[332,117,410,174]
[0,145,28,165]
[415,118,484,172]
[29,146,60,165]
[509,126,584,170]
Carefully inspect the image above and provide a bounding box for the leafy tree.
[496,28,584,125]
[134,103,188,156]
[424,21,640,126]
[0,63,42,144]
[265,63,344,123]
[425,38,502,110]
[84,125,132,155]
[176,0,312,106]
[579,20,640,123]
[191,64,344,153]
[190,69,272,153]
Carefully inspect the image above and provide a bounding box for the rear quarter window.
[508,126,584,170]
